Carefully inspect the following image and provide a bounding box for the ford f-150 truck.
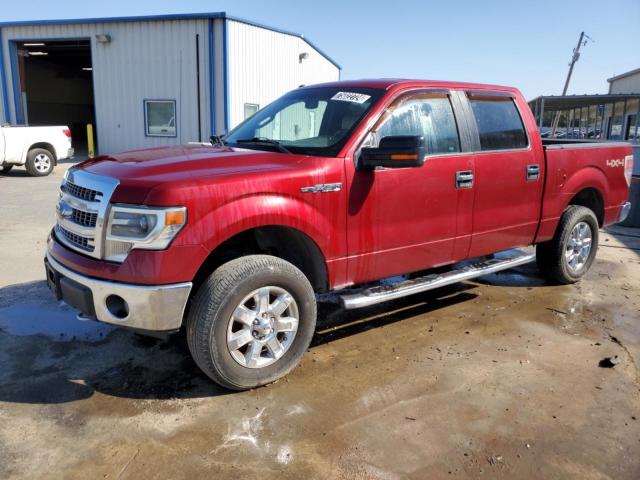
[44,79,633,390]
[1,124,74,176]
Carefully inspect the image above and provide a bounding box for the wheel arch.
[567,187,604,227]
[191,224,330,296]
[26,142,58,164]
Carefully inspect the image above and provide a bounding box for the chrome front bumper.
[618,201,632,223]
[45,252,192,332]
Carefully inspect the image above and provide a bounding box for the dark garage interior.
[17,39,95,155]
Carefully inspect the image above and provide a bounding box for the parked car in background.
[44,79,633,390]
[0,125,74,176]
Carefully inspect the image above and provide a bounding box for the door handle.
[527,164,540,181]
[456,170,474,189]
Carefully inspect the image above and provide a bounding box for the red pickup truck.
[45,79,633,390]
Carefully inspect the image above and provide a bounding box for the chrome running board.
[339,250,536,310]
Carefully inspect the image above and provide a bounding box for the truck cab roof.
[301,78,521,95]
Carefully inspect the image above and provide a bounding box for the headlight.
[104,205,186,262]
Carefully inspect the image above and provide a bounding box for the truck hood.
[77,144,309,203]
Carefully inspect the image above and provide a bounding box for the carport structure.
[529,94,640,178]
[528,93,640,143]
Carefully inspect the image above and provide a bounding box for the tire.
[186,255,317,390]
[1,165,13,174]
[536,205,599,284]
[25,148,54,176]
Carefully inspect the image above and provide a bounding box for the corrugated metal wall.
[0,17,340,154]
[226,20,339,129]
[609,74,640,94]
[1,20,211,154]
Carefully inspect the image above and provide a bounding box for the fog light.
[105,295,129,319]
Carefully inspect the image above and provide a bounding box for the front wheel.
[536,205,599,284]
[186,255,317,390]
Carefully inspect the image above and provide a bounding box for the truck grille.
[72,208,98,227]
[54,169,119,259]
[57,225,93,252]
[63,181,101,202]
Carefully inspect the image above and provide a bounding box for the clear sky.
[3,0,639,100]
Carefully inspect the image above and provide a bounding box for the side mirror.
[359,135,426,170]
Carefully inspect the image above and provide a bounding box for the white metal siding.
[609,73,640,94]
[226,20,339,129]
[1,20,211,154]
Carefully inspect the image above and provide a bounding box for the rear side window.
[469,98,528,150]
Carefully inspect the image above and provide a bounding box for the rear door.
[463,91,545,256]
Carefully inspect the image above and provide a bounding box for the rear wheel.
[25,148,54,176]
[1,165,13,174]
[186,255,317,390]
[536,205,598,284]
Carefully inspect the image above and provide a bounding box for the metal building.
[608,68,640,94]
[0,12,340,154]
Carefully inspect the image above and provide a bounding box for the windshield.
[224,87,384,157]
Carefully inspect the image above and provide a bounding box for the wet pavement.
[1,165,639,479]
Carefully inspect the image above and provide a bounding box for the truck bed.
[535,138,633,242]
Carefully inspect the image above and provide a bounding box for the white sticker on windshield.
[331,91,371,104]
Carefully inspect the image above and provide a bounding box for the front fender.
[189,193,336,257]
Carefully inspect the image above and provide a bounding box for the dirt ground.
[1,163,639,479]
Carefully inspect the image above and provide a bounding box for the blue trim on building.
[0,12,227,27]
[0,29,10,123]
[8,41,23,124]
[208,18,216,136]
[0,12,341,70]
[222,18,229,132]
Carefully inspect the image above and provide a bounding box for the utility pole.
[551,31,592,136]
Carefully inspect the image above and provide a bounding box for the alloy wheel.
[226,286,299,368]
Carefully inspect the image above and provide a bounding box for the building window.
[244,103,259,120]
[144,100,176,137]
[626,114,638,142]
[607,102,625,140]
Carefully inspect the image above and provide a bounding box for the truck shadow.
[470,261,549,288]
[603,226,640,259]
[312,283,478,346]
[0,280,479,404]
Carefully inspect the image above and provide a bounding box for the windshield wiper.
[235,137,292,154]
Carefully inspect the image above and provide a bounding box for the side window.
[469,98,528,150]
[375,94,460,155]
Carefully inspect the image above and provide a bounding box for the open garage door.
[14,39,96,157]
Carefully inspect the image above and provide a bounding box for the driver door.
[346,90,475,284]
